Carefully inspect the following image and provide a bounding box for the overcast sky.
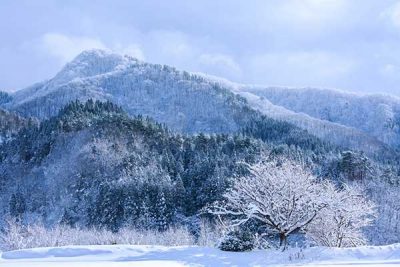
[2,0,400,95]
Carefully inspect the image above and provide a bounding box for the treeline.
[0,100,262,232]
[0,100,399,245]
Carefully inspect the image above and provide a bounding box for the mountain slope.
[1,50,396,157]
[0,108,36,144]
[4,50,247,134]
[194,74,394,157]
[243,86,400,149]
[237,91,390,156]
[1,100,399,244]
[0,100,265,229]
[0,91,12,105]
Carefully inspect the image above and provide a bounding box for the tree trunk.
[279,232,288,250]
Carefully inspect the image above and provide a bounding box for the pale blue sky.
[2,0,400,95]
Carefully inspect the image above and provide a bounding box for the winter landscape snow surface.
[1,244,400,267]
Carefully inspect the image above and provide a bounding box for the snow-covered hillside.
[4,49,248,134]
[1,244,400,267]
[194,73,396,155]
[234,91,389,156]
[2,49,395,155]
[243,86,400,149]
[0,108,35,144]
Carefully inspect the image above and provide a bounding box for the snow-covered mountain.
[4,50,249,134]
[242,86,400,149]
[234,90,390,156]
[1,49,396,155]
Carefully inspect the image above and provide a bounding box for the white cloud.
[41,33,107,63]
[248,51,355,87]
[40,32,146,63]
[380,63,398,76]
[147,30,195,59]
[279,0,347,24]
[385,1,400,28]
[3,1,400,95]
[114,43,145,61]
[199,54,241,73]
[251,0,349,35]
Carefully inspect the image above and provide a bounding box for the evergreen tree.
[9,192,26,220]
[155,191,169,231]
[137,199,153,229]
[95,184,124,231]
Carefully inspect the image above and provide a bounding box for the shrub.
[218,230,255,252]
[0,219,195,251]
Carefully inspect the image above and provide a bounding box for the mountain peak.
[71,49,127,64]
[51,49,136,86]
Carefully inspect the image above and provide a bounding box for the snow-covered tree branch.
[208,159,376,249]
[208,160,329,249]
[306,183,376,247]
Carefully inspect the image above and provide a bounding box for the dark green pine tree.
[96,184,124,232]
[173,174,187,213]
[123,187,140,227]
[339,151,372,181]
[155,191,169,231]
[9,192,26,221]
[137,198,153,230]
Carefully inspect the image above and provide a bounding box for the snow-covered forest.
[0,50,400,266]
[243,86,400,149]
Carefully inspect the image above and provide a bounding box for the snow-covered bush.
[0,219,195,251]
[196,218,225,247]
[116,226,195,246]
[218,229,255,252]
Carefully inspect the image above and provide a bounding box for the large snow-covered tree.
[208,160,330,249]
[306,183,376,247]
[208,159,377,249]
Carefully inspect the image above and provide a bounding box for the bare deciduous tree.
[306,183,376,247]
[208,159,376,249]
[208,160,329,249]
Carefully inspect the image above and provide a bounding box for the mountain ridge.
[1,49,398,156]
[242,86,400,149]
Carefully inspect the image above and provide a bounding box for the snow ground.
[1,244,400,267]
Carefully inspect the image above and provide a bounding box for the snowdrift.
[1,244,400,266]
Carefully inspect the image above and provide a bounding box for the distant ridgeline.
[1,50,398,159]
[0,100,398,245]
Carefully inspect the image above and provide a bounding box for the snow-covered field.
[1,244,400,267]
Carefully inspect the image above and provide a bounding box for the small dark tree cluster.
[219,229,255,252]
